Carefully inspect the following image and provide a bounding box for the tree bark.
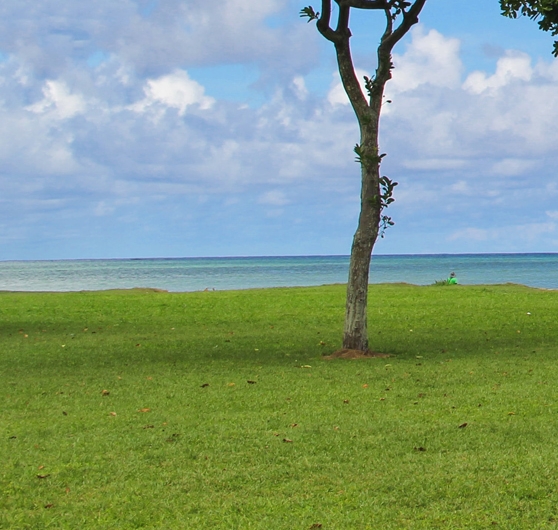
[343,109,382,352]
[343,189,379,351]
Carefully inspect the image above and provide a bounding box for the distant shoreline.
[2,254,558,292]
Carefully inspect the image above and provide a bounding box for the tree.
[500,0,558,56]
[301,1,427,352]
[300,0,558,354]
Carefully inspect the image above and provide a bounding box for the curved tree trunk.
[343,128,382,352]
[306,0,427,352]
[343,155,381,351]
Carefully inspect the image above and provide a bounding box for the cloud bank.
[0,1,557,258]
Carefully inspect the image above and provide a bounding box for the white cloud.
[390,28,462,92]
[2,2,558,258]
[448,222,556,246]
[0,0,318,79]
[131,70,214,115]
[491,158,536,176]
[291,76,308,100]
[463,52,533,95]
[451,180,471,194]
[258,190,289,206]
[402,158,467,171]
[327,68,371,106]
[448,227,491,242]
[26,80,87,119]
[382,35,558,163]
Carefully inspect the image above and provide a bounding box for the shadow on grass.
[1,284,558,374]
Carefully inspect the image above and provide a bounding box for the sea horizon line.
[2,251,558,263]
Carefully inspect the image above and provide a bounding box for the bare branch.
[338,0,389,8]
[382,4,393,40]
[382,0,426,50]
[336,4,352,35]
[334,43,369,116]
[316,0,342,42]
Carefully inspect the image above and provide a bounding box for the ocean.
[1,254,557,292]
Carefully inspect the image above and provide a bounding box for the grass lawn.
[2,283,558,528]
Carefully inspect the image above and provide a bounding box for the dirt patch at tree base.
[324,349,391,360]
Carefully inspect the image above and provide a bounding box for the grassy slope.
[1,284,558,529]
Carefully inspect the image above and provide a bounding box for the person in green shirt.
[448,272,458,285]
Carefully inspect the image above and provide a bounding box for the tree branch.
[334,45,370,116]
[382,0,426,50]
[316,0,341,42]
[336,3,352,35]
[339,0,389,9]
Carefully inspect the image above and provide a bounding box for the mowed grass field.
[2,283,558,529]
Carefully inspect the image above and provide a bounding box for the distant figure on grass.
[448,272,458,285]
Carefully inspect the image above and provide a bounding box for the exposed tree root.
[324,349,391,360]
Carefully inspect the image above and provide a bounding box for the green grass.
[2,283,558,528]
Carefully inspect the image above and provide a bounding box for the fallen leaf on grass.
[290,423,298,428]
[283,438,293,443]
[414,447,427,452]
[228,383,235,387]
[44,504,54,509]
[362,384,369,389]
[138,408,151,413]
[37,474,50,479]
[458,423,468,429]
[508,412,516,416]
[200,383,209,388]
[301,365,312,368]
[109,412,117,417]
[101,390,110,396]
[343,399,349,404]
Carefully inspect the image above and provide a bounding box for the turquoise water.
[0,254,557,292]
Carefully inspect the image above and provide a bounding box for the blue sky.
[1,0,557,260]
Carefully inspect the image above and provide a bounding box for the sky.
[1,0,558,260]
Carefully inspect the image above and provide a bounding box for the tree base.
[324,348,391,360]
